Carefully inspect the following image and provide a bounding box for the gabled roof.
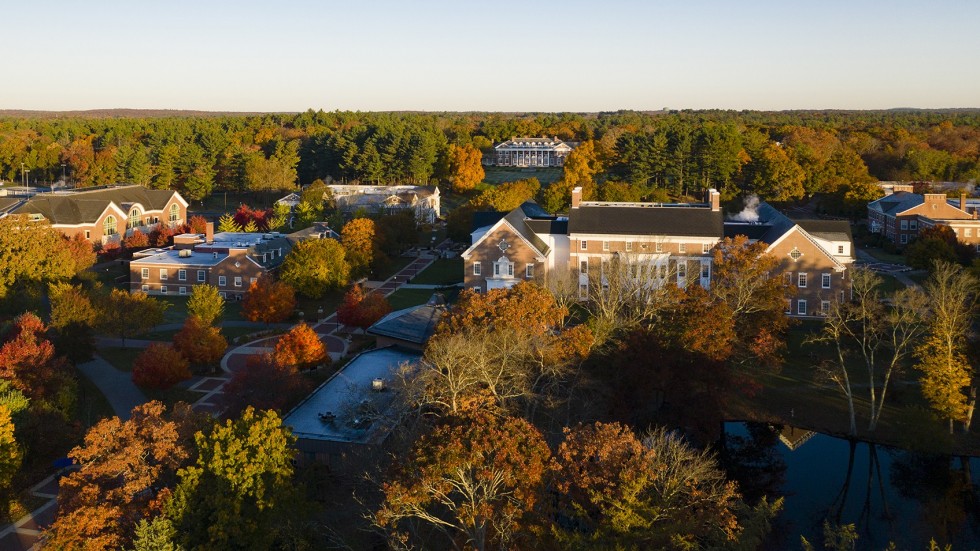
[367,295,446,344]
[464,201,554,259]
[794,219,853,244]
[525,218,568,235]
[868,191,924,216]
[11,186,185,225]
[568,204,723,237]
[725,203,848,269]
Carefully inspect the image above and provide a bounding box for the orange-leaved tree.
[43,401,202,551]
[272,323,327,371]
[123,228,149,249]
[447,143,484,193]
[241,276,296,323]
[341,217,380,278]
[132,343,191,389]
[188,214,209,234]
[337,285,392,330]
[0,313,73,404]
[173,316,227,368]
[375,410,549,551]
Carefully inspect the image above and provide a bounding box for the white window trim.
[625,241,633,252]
[602,241,609,251]
[141,284,149,292]
[678,243,686,253]
[234,277,242,287]
[161,285,168,294]
[179,286,187,295]
[580,240,588,250]
[702,243,711,254]
[197,270,206,282]
[821,273,831,289]
[178,269,186,281]
[525,263,534,278]
[798,273,807,288]
[218,276,227,286]
[141,268,149,280]
[159,269,168,281]
[797,299,807,316]
[473,261,482,276]
[655,242,663,253]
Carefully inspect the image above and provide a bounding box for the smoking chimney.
[571,187,582,209]
[205,222,214,244]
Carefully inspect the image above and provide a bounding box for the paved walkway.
[0,472,64,551]
[76,355,148,420]
[854,249,920,289]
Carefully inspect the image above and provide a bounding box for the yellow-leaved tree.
[448,144,484,193]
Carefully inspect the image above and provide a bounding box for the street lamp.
[61,164,66,185]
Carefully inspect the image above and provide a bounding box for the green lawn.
[97,346,143,372]
[156,297,246,325]
[387,286,460,310]
[482,166,562,186]
[374,255,413,281]
[876,273,906,295]
[75,368,116,426]
[862,247,907,264]
[412,258,463,285]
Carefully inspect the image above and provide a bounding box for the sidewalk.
[0,472,64,550]
[76,355,147,420]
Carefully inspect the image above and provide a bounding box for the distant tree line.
[1,110,979,205]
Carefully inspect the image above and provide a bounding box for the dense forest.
[1,109,979,207]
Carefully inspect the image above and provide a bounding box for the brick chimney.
[708,188,721,212]
[923,193,946,206]
[205,222,214,244]
[960,192,967,211]
[571,187,582,209]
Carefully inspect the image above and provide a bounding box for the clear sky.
[2,0,978,112]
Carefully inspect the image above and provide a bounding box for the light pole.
[61,163,66,185]
[20,163,25,187]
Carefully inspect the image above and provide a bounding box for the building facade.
[868,188,980,248]
[3,185,187,244]
[327,185,440,224]
[463,188,854,318]
[490,137,574,167]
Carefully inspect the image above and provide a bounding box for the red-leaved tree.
[220,355,312,416]
[122,229,149,250]
[0,313,73,403]
[132,343,191,389]
[241,277,297,323]
[272,323,328,371]
[188,215,209,234]
[337,285,392,330]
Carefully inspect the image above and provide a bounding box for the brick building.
[868,185,980,248]
[0,185,187,244]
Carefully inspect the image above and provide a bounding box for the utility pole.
[21,163,25,187]
[61,163,66,185]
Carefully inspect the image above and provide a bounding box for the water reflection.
[720,422,980,550]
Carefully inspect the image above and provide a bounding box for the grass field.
[862,247,907,264]
[387,286,460,310]
[411,258,462,285]
[482,166,562,186]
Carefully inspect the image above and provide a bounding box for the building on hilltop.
[0,185,187,244]
[867,185,980,248]
[462,187,854,317]
[489,137,575,167]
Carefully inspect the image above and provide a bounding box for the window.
[179,286,187,295]
[702,243,711,254]
[525,264,534,278]
[900,234,908,244]
[678,243,686,253]
[161,285,168,294]
[783,272,792,285]
[821,300,831,314]
[472,287,482,293]
[797,273,807,287]
[128,208,141,229]
[900,220,908,230]
[797,300,807,316]
[785,299,792,314]
[103,215,117,236]
[602,241,609,251]
[234,277,242,287]
[966,228,973,237]
[250,277,257,285]
[626,241,633,252]
[178,269,186,281]
[580,240,588,251]
[910,220,918,230]
[837,245,844,254]
[821,273,831,289]
[789,247,803,261]
[219,292,226,299]
[579,284,588,297]
[159,269,168,281]
[655,242,663,253]
[169,204,180,222]
[473,262,482,276]
[677,261,686,279]
[976,244,980,253]
[85,230,91,239]
[218,276,226,286]
[580,260,588,274]
[197,270,206,282]
[141,268,149,280]
[701,261,710,279]
[141,285,149,292]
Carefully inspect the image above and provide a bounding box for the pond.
[720,422,980,550]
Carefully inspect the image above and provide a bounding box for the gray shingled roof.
[367,296,446,344]
[525,218,568,235]
[794,219,853,244]
[11,186,181,225]
[503,203,551,256]
[568,204,723,237]
[868,191,924,216]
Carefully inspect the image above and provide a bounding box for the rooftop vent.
[178,249,192,258]
[371,378,386,391]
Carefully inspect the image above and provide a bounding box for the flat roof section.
[283,347,421,445]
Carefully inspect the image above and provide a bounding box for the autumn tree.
[241,276,296,323]
[219,355,312,416]
[44,402,201,550]
[0,406,21,509]
[808,268,927,435]
[168,407,301,549]
[98,289,168,346]
[188,215,209,234]
[447,143,484,192]
[549,423,748,549]
[917,261,978,433]
[123,228,150,249]
[336,285,392,330]
[376,411,550,551]
[745,142,806,201]
[0,313,75,410]
[49,282,99,363]
[216,213,240,233]
[279,238,350,298]
[341,217,379,278]
[186,284,224,326]
[272,323,327,371]
[132,343,192,389]
[173,316,227,369]
[0,215,79,299]
[558,139,601,200]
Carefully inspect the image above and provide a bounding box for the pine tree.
[217,213,240,233]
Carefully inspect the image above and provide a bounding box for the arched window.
[128,208,141,229]
[169,204,179,222]
[103,215,117,236]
